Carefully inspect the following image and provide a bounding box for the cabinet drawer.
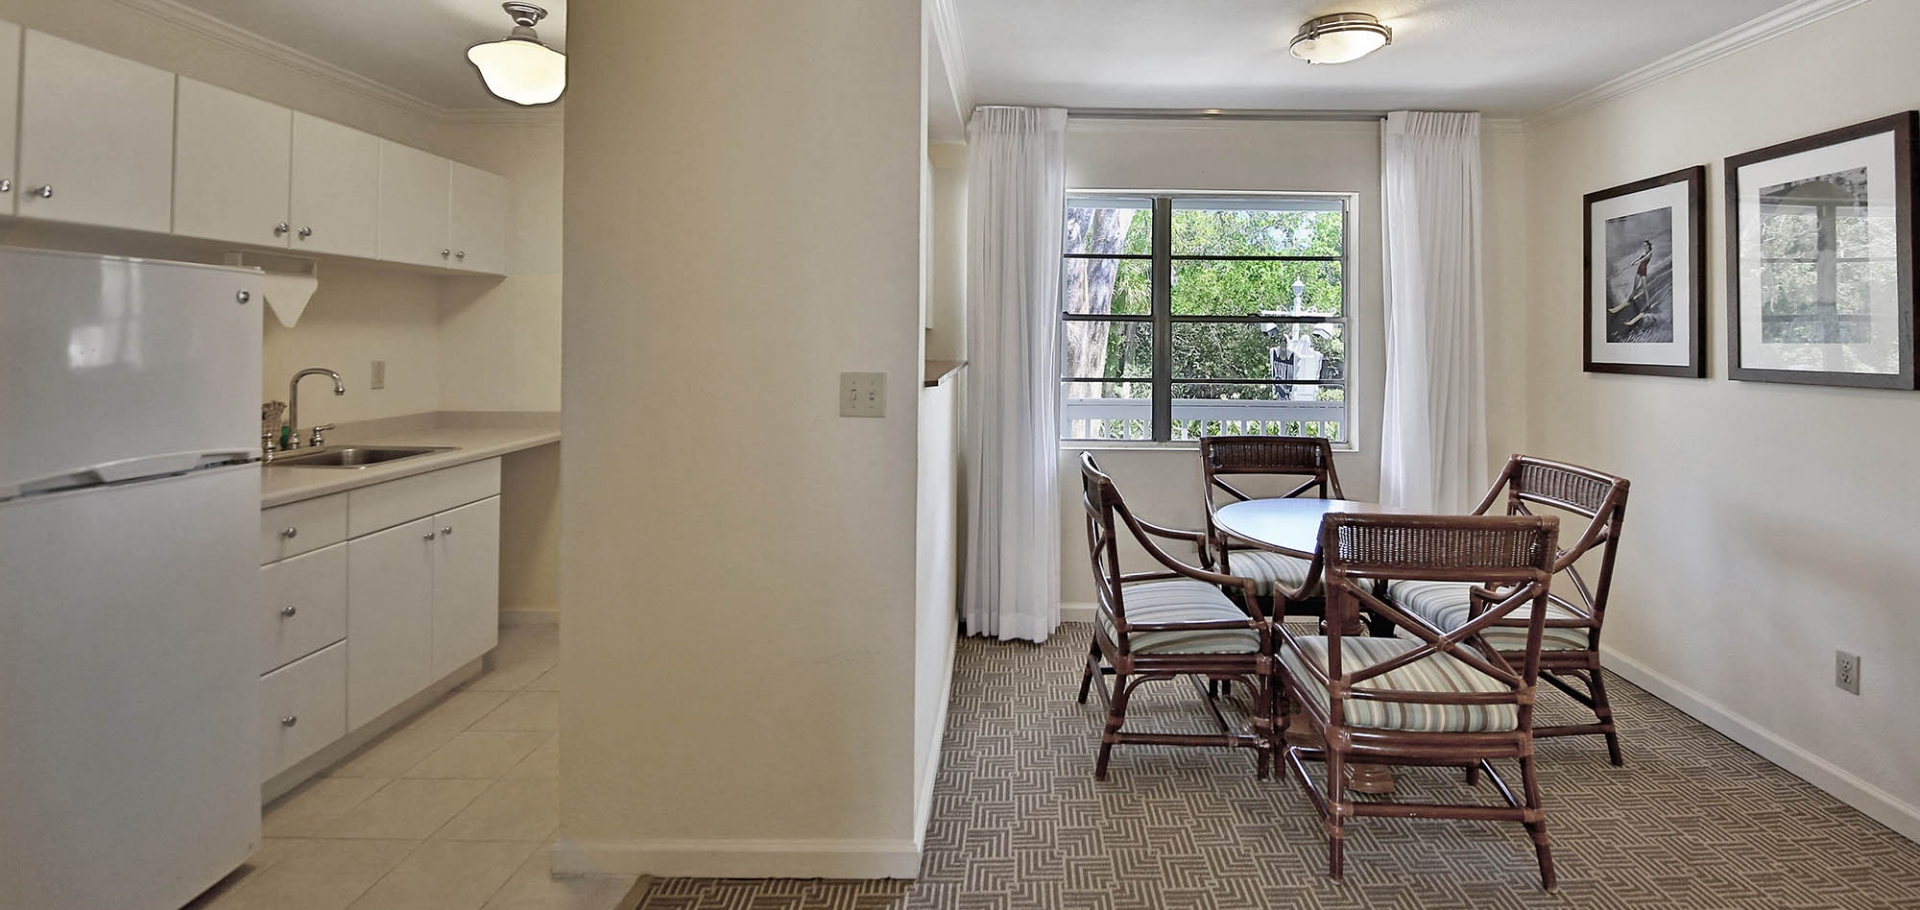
[347,459,499,537]
[258,544,348,674]
[260,493,347,564]
[259,641,346,781]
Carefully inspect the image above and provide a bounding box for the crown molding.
[926,0,974,119]
[1530,0,1876,126]
[1484,118,1525,137]
[106,0,561,126]
[441,106,566,127]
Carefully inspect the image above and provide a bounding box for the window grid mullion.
[1150,197,1174,442]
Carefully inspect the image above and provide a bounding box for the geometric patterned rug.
[640,624,1920,909]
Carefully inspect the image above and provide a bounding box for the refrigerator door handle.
[2,449,260,500]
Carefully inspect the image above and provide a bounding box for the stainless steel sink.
[271,446,455,468]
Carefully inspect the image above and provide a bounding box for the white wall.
[1056,118,1387,603]
[912,377,960,837]
[1515,0,1920,839]
[560,0,926,878]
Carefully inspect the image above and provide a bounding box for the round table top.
[1212,498,1412,557]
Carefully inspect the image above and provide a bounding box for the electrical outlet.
[1835,650,1861,695]
[370,360,386,390]
[840,372,886,418]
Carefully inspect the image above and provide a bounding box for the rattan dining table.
[1211,496,1417,794]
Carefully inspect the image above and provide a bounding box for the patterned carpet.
[640,625,1920,909]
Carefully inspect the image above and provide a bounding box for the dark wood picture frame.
[1582,166,1708,377]
[1724,112,1919,389]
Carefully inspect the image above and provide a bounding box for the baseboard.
[1602,646,1920,844]
[500,608,559,627]
[915,626,958,848]
[550,836,923,879]
[1060,601,1096,624]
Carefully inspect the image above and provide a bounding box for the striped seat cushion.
[1220,548,1318,598]
[1387,580,1591,652]
[1279,635,1519,733]
[1100,580,1260,655]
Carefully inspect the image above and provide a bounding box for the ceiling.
[170,0,566,110]
[953,0,1798,117]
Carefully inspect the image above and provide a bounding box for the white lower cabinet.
[432,497,501,678]
[259,458,502,785]
[346,517,437,729]
[260,641,347,780]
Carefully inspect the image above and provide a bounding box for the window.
[1061,193,1351,443]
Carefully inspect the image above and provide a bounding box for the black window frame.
[1060,191,1353,444]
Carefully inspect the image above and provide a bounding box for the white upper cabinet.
[17,30,175,232]
[0,22,21,217]
[290,113,379,260]
[448,162,508,274]
[173,78,292,247]
[377,141,452,269]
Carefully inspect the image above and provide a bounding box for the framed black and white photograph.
[1725,112,1918,389]
[1584,166,1707,377]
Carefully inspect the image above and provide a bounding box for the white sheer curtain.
[1379,111,1489,515]
[962,106,1067,643]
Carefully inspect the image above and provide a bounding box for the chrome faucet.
[287,368,345,450]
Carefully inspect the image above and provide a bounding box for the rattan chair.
[1199,436,1344,618]
[1076,453,1275,780]
[1273,512,1563,889]
[1385,455,1631,764]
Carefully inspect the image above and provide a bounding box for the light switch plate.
[840,372,886,418]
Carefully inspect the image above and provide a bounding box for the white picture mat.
[1735,132,1901,375]
[1589,181,1693,367]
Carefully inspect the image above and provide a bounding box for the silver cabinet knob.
[298,226,313,239]
[455,250,466,261]
[236,290,251,305]
[280,715,298,727]
[282,527,298,538]
[32,185,51,199]
[424,530,437,540]
[441,526,453,536]
[280,605,297,618]
[0,179,10,193]
[440,248,451,258]
[274,222,290,236]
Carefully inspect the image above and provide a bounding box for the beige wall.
[926,142,968,363]
[1515,0,1920,838]
[440,121,566,414]
[560,0,926,878]
[1056,118,1388,604]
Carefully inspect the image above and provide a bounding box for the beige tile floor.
[188,626,641,910]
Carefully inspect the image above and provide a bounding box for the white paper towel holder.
[223,251,320,328]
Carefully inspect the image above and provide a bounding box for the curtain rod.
[1065,108,1387,123]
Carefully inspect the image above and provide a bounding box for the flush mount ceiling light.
[467,2,566,106]
[1289,12,1393,65]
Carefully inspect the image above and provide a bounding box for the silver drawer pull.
[282,527,298,539]
[424,530,437,540]
[441,526,453,536]
[280,715,298,727]
[280,605,297,618]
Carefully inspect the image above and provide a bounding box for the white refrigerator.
[0,247,264,910]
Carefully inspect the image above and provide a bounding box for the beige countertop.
[261,411,560,508]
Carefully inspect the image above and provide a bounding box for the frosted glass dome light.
[1289,12,1393,65]
[468,2,566,106]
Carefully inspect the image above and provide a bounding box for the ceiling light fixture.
[467,2,566,106]
[1289,12,1393,65]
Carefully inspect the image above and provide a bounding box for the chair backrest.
[1080,453,1149,646]
[1474,455,1630,627]
[1316,513,1560,728]
[1200,436,1344,545]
